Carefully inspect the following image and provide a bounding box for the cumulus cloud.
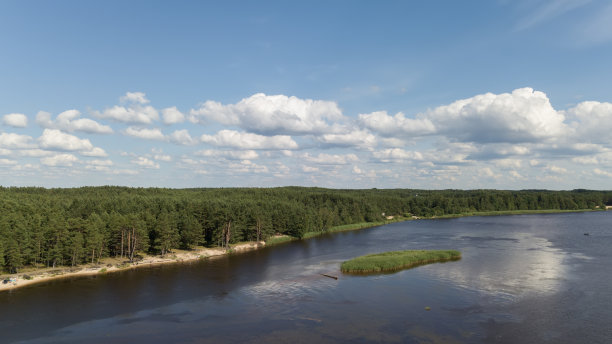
[316,128,377,149]
[359,111,435,136]
[121,92,149,104]
[427,88,567,143]
[593,168,612,177]
[567,101,612,143]
[545,165,568,174]
[162,107,185,125]
[228,160,268,174]
[153,154,172,162]
[2,113,28,128]
[479,167,500,179]
[94,92,159,124]
[302,165,319,173]
[0,158,17,165]
[38,129,94,151]
[190,93,343,135]
[195,149,259,160]
[571,156,598,164]
[80,147,108,157]
[125,127,165,141]
[494,159,522,169]
[302,153,359,165]
[168,129,196,145]
[37,129,107,157]
[41,153,79,167]
[87,159,113,166]
[132,156,160,169]
[17,149,54,157]
[372,148,424,161]
[0,132,34,149]
[36,110,113,134]
[200,130,298,150]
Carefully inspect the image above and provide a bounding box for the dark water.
[2,212,611,343]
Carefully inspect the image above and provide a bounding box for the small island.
[341,250,461,273]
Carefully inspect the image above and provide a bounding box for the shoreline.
[0,242,264,292]
[0,208,603,292]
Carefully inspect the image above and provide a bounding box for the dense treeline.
[1,186,611,273]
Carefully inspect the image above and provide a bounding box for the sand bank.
[0,241,264,292]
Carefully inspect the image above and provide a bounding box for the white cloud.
[302,153,359,165]
[545,165,568,174]
[478,167,500,179]
[427,88,567,143]
[509,170,524,179]
[0,158,17,165]
[36,110,113,134]
[111,169,139,175]
[162,106,185,125]
[302,165,319,173]
[190,93,343,135]
[121,92,150,104]
[200,130,298,150]
[359,111,435,136]
[372,148,424,161]
[153,154,172,162]
[132,157,160,169]
[571,156,599,164]
[317,129,377,149]
[228,160,269,173]
[41,153,79,167]
[567,101,612,143]
[195,149,259,160]
[125,127,165,141]
[593,168,612,177]
[38,129,94,151]
[80,147,108,157]
[94,92,159,124]
[0,132,34,149]
[87,159,113,166]
[168,129,196,145]
[17,149,54,157]
[2,113,28,128]
[494,159,522,169]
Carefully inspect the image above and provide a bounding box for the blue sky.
[1,0,612,189]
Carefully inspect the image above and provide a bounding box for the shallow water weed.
[341,250,461,274]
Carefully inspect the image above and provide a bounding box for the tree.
[154,211,179,256]
[5,238,23,273]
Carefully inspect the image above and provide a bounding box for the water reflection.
[432,232,569,300]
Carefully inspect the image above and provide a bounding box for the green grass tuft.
[265,235,296,246]
[341,249,461,273]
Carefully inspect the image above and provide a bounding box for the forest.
[1,186,611,273]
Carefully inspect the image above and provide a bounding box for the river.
[1,211,611,343]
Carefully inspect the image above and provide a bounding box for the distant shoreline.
[1,208,603,292]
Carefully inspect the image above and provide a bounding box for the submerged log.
[320,273,338,280]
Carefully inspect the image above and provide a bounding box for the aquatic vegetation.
[341,250,461,273]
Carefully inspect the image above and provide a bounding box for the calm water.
[2,212,611,343]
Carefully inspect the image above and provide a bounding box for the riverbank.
[0,242,264,292]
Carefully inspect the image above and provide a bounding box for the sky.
[1,0,612,189]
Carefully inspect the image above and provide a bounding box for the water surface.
[2,212,611,343]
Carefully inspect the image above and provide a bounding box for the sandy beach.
[0,241,265,292]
